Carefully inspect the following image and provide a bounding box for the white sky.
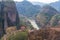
[14,0,59,3]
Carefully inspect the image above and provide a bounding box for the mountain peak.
[50,1,60,12]
[16,1,41,17]
[23,0,27,1]
[41,5,59,14]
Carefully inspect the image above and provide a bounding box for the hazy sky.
[14,0,59,3]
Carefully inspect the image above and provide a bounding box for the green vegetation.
[50,14,60,26]
[8,32,28,40]
[1,31,28,40]
[36,5,59,27]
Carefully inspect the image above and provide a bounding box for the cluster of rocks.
[28,28,60,40]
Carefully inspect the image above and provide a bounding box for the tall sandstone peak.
[0,0,20,37]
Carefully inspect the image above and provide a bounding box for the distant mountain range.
[36,5,60,27]
[15,0,60,17]
[16,1,41,17]
[15,0,60,27]
[31,2,45,7]
[32,1,60,12]
[50,1,60,12]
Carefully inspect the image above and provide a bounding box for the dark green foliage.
[0,2,5,38]
[1,31,28,40]
[50,14,60,26]
[9,32,28,40]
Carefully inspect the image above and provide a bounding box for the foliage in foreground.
[1,27,28,40]
[1,27,60,40]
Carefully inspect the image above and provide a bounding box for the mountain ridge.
[16,1,41,17]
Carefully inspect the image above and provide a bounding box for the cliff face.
[3,1,19,27]
[0,1,20,37]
